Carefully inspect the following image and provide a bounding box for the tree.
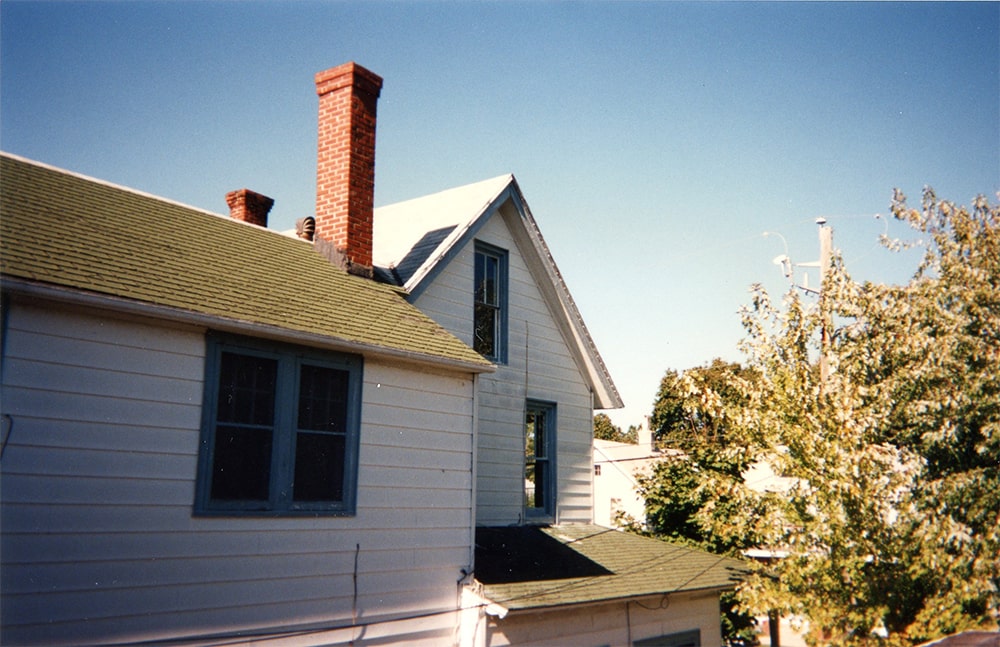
[650,358,756,476]
[593,412,636,444]
[647,189,999,645]
[637,360,769,645]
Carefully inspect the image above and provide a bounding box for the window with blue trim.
[525,400,556,519]
[474,242,508,363]
[195,334,363,515]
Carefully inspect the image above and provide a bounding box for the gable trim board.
[374,175,623,410]
[0,153,493,375]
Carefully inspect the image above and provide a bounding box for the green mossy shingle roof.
[475,525,747,612]
[0,154,492,370]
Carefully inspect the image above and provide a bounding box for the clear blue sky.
[3,1,998,428]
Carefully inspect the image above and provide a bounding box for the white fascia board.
[502,180,624,410]
[1,277,496,375]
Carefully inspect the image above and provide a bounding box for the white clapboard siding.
[0,300,476,646]
[486,593,723,647]
[412,209,596,526]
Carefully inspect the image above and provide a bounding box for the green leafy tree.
[637,359,768,645]
[650,359,756,476]
[654,189,999,645]
[593,412,636,444]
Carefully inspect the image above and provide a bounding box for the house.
[1,61,743,646]
[593,424,673,528]
[0,148,493,645]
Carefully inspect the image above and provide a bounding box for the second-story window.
[474,242,507,363]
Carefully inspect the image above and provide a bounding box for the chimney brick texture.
[314,62,383,277]
[225,188,274,228]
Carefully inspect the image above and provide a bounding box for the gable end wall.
[411,212,595,526]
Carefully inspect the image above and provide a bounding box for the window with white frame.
[195,334,363,515]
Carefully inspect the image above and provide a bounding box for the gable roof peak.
[373,173,515,274]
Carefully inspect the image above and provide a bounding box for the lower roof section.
[474,524,747,614]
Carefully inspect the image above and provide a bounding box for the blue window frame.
[473,242,508,363]
[525,400,556,519]
[195,334,363,516]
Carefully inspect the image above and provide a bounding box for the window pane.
[298,364,349,432]
[211,424,272,501]
[525,409,546,510]
[217,352,277,426]
[294,432,346,501]
[474,303,497,357]
[295,363,349,503]
[533,410,547,459]
[475,252,486,302]
[534,458,547,509]
[483,255,498,305]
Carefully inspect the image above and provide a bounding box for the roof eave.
[2,276,496,374]
[479,583,736,617]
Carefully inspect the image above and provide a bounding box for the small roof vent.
[296,216,316,241]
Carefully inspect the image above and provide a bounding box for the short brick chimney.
[314,62,383,277]
[225,188,274,228]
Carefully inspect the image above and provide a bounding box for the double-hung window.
[524,400,556,519]
[195,334,362,515]
[473,242,508,363]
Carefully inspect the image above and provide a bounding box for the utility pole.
[760,220,834,647]
[817,219,833,385]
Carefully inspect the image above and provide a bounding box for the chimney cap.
[315,61,383,98]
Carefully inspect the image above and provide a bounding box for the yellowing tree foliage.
[643,189,999,645]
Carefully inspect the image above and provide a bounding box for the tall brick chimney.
[314,62,383,277]
[225,188,274,227]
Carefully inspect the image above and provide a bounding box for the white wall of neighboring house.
[485,593,724,647]
[0,299,478,646]
[593,426,663,528]
[411,204,595,527]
